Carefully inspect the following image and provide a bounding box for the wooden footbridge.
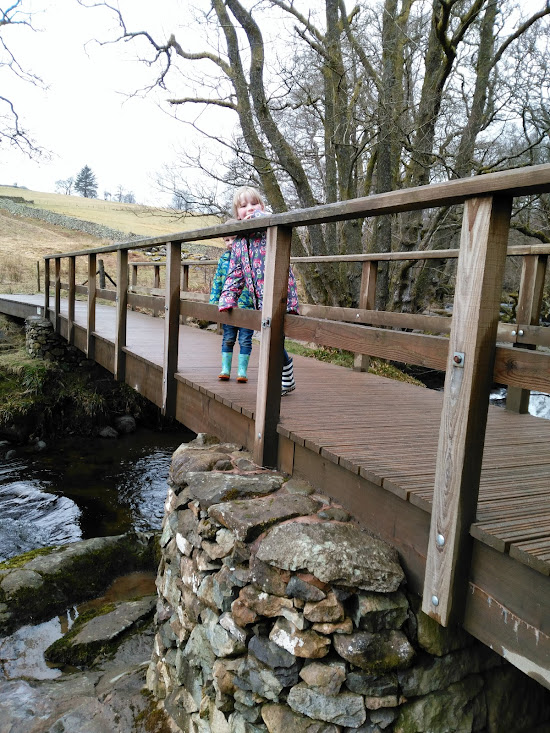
[2,165,550,687]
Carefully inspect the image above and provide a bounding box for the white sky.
[1,0,202,205]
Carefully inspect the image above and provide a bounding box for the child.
[218,186,299,396]
[210,219,255,382]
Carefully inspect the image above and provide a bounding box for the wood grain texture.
[423,195,512,626]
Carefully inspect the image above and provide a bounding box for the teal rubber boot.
[237,354,250,383]
[219,352,232,380]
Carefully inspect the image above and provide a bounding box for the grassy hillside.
[0,186,223,294]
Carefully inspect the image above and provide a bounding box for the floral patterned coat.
[209,250,254,309]
[218,212,299,314]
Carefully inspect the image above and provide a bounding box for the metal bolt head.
[511,330,517,336]
[257,432,262,439]
[431,595,439,606]
[518,329,524,336]
[436,533,445,547]
[453,354,462,364]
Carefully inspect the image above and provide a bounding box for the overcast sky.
[1,0,201,205]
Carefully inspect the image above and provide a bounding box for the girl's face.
[223,236,235,251]
[236,195,264,221]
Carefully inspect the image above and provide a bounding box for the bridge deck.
[2,293,550,681]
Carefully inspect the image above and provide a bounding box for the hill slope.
[0,186,223,294]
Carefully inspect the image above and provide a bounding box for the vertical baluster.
[253,225,292,468]
[115,249,128,381]
[423,195,512,626]
[130,263,137,312]
[87,253,96,359]
[44,258,50,320]
[506,253,548,413]
[68,256,76,344]
[354,260,378,371]
[163,241,181,416]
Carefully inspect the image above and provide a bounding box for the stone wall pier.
[147,435,550,733]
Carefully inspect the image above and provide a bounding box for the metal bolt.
[257,432,262,439]
[511,330,516,336]
[453,352,463,365]
[431,595,439,607]
[436,533,445,547]
[518,329,524,336]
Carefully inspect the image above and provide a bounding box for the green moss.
[136,691,173,733]
[0,545,58,570]
[284,339,425,386]
[44,601,119,666]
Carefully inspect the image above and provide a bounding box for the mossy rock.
[0,531,158,634]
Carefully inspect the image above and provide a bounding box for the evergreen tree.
[74,165,98,198]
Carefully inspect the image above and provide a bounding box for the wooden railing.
[44,164,550,629]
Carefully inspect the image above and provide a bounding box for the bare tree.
[55,177,74,195]
[81,0,550,310]
[0,1,45,156]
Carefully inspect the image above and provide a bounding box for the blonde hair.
[232,186,265,219]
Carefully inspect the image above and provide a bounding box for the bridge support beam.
[254,225,292,468]
[423,195,512,626]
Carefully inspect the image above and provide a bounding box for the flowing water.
[0,427,194,563]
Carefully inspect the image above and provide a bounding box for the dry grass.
[0,186,223,294]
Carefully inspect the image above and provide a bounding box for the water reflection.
[0,428,192,562]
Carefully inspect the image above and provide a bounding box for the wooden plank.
[506,254,548,412]
[423,195,512,626]
[300,303,452,335]
[494,346,550,392]
[114,249,128,381]
[181,300,261,329]
[285,314,449,370]
[87,253,96,359]
[162,241,181,417]
[254,225,292,468]
[509,537,550,577]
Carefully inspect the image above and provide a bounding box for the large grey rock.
[256,521,404,592]
[351,591,409,632]
[393,674,486,733]
[249,635,299,669]
[262,703,339,733]
[209,494,320,542]
[333,630,415,672]
[287,683,366,727]
[45,597,156,667]
[185,472,284,508]
[398,646,501,697]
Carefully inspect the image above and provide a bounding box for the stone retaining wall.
[147,435,550,733]
[25,315,88,366]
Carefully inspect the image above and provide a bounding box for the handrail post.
[354,260,378,371]
[130,263,137,312]
[67,256,76,344]
[114,249,128,381]
[506,253,548,413]
[44,258,50,320]
[181,263,189,324]
[54,257,61,333]
[154,264,162,317]
[422,195,512,626]
[253,225,292,468]
[163,241,182,416]
[87,253,97,359]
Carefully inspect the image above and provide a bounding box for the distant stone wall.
[147,435,550,733]
[25,316,87,366]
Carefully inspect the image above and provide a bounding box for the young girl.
[209,219,255,382]
[218,186,299,395]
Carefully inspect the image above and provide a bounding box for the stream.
[0,426,194,563]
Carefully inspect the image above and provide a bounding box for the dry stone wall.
[147,435,550,733]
